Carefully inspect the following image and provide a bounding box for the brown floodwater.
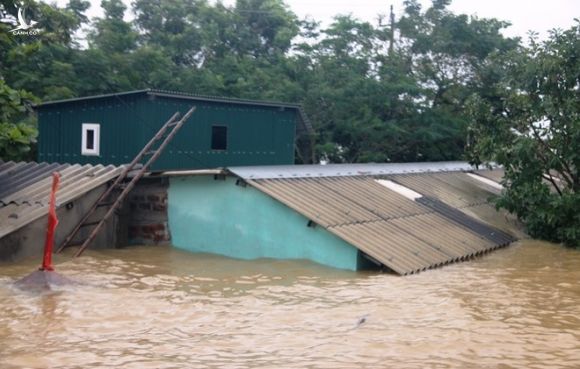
[1,240,579,369]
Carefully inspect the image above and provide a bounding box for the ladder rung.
[63,242,84,249]
[126,162,144,171]
[62,107,195,258]
[80,221,100,227]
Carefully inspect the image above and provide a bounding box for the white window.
[82,123,100,156]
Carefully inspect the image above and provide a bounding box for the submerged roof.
[229,163,517,275]
[0,161,123,239]
[35,88,314,135]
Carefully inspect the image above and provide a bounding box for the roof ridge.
[147,89,302,107]
[35,88,303,109]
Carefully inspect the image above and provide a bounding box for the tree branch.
[528,122,574,189]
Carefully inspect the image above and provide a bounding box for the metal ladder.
[57,106,196,257]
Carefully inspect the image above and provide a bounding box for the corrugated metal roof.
[229,161,478,180]
[474,168,504,183]
[388,171,502,208]
[34,89,149,107]
[386,171,520,239]
[0,161,71,200]
[415,197,513,245]
[242,169,517,275]
[460,203,526,239]
[0,161,123,239]
[35,89,299,109]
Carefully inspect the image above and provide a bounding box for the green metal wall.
[38,94,145,166]
[37,93,297,170]
[168,175,361,271]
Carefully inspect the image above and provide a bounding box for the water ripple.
[1,240,580,368]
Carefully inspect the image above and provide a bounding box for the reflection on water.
[1,240,580,369]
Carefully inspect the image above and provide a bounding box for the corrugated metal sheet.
[474,168,504,183]
[388,172,500,208]
[0,161,123,239]
[460,203,526,239]
[37,88,313,136]
[241,166,517,275]
[0,161,70,200]
[147,90,313,135]
[386,171,522,238]
[37,88,305,111]
[415,197,514,245]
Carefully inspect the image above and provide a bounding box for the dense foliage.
[0,0,518,163]
[467,23,580,247]
[0,80,37,161]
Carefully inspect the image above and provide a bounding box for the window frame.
[211,125,228,151]
[81,123,100,156]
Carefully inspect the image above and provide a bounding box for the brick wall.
[123,178,171,245]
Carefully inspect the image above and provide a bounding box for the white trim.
[466,173,503,190]
[82,123,100,156]
[375,179,423,200]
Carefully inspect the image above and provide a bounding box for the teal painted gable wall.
[168,175,361,270]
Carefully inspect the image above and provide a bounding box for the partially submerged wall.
[168,175,362,271]
[0,161,522,273]
[227,164,522,275]
[0,184,118,261]
[0,176,172,263]
[0,161,125,262]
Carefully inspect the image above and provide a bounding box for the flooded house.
[166,163,521,275]
[0,90,523,274]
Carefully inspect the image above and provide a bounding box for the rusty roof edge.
[227,162,500,180]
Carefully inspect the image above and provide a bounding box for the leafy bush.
[467,23,580,247]
[0,122,38,161]
[0,80,38,162]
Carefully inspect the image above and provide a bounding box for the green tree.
[133,0,207,66]
[0,80,38,162]
[89,0,137,54]
[396,0,518,162]
[301,15,386,162]
[1,0,92,100]
[0,0,550,172]
[467,23,580,247]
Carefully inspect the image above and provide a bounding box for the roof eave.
[33,89,151,108]
[147,90,302,110]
